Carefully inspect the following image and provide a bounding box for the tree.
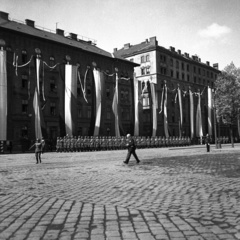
[214,62,240,147]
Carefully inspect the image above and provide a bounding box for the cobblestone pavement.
[1,145,240,240]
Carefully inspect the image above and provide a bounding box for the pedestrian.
[123,134,140,164]
[205,134,210,152]
[29,139,42,164]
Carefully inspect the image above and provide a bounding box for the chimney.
[149,36,158,46]
[0,11,9,20]
[146,39,148,43]
[56,28,64,36]
[124,43,130,49]
[169,46,175,52]
[25,19,35,27]
[113,48,118,52]
[178,50,181,55]
[206,61,210,66]
[70,33,78,40]
[184,52,189,58]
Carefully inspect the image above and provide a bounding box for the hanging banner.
[178,87,183,137]
[208,86,213,136]
[150,81,157,137]
[134,76,139,136]
[93,68,102,136]
[0,49,7,140]
[112,73,120,137]
[64,65,78,136]
[196,92,203,138]
[189,89,194,139]
[33,58,42,139]
[164,85,169,138]
[33,88,42,140]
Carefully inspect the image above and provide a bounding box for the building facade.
[0,11,138,150]
[114,37,224,139]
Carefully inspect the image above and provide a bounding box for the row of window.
[19,50,56,66]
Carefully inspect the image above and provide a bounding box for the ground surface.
[0,145,240,240]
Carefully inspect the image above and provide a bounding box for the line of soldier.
[55,135,192,152]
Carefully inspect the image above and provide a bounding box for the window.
[160,55,166,62]
[22,50,27,63]
[22,100,28,114]
[187,64,189,72]
[176,71,179,79]
[182,73,185,81]
[78,108,82,118]
[141,56,145,63]
[203,70,205,76]
[21,75,28,88]
[146,66,150,74]
[50,103,56,116]
[146,55,150,62]
[107,107,111,119]
[143,94,150,109]
[170,58,173,66]
[106,87,110,98]
[87,106,91,118]
[199,78,201,84]
[171,70,174,77]
[50,79,56,92]
[49,56,55,67]
[182,62,184,70]
[87,85,91,95]
[161,67,167,75]
[194,77,197,83]
[198,68,201,75]
[176,60,179,69]
[141,68,145,75]
[194,66,196,73]
[187,75,190,82]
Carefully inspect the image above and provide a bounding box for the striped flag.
[163,85,169,138]
[134,75,139,136]
[208,86,213,135]
[150,81,157,137]
[178,87,183,137]
[112,74,120,137]
[0,49,7,140]
[189,89,194,139]
[93,68,102,136]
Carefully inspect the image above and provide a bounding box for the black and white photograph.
[1,0,240,239]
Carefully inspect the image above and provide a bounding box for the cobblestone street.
[1,145,240,240]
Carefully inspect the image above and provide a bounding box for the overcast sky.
[2,0,240,70]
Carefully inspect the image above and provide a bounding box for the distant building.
[114,36,224,138]
[0,11,138,150]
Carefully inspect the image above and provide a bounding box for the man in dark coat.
[123,134,140,164]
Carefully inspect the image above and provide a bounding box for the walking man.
[123,134,140,164]
[29,139,42,164]
[205,134,210,152]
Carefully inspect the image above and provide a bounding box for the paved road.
[0,145,240,240]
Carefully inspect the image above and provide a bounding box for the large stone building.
[114,37,223,138]
[0,11,138,150]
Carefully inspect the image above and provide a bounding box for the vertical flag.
[0,49,7,140]
[196,92,203,138]
[64,65,77,136]
[112,73,120,137]
[189,89,194,139]
[164,84,169,138]
[178,87,183,137]
[134,75,139,136]
[150,81,157,137]
[208,86,212,136]
[93,68,102,136]
[33,57,42,139]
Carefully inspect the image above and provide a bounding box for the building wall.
[0,26,135,149]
